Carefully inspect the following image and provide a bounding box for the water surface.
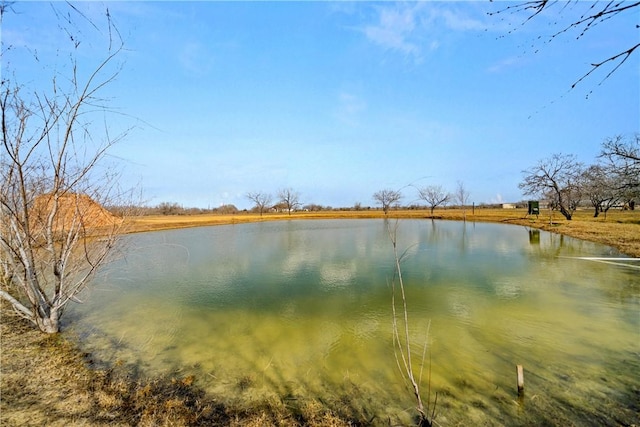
[68,219,640,425]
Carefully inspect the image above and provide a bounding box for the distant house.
[502,203,517,209]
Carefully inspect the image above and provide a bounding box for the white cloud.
[362,3,424,60]
[436,8,486,31]
[358,3,490,62]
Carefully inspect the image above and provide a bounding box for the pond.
[67,219,640,425]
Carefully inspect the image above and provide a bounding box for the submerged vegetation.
[0,313,364,427]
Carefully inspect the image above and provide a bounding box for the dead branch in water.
[387,219,438,426]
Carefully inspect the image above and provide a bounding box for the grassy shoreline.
[2,208,639,426]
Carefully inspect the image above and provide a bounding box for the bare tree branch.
[490,0,639,89]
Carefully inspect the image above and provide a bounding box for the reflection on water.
[67,219,640,425]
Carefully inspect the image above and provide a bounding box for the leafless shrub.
[387,219,437,426]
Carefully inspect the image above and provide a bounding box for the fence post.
[516,364,524,396]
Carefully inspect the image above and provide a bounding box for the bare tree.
[417,185,450,216]
[519,154,583,220]
[303,203,324,212]
[0,5,130,333]
[491,1,639,89]
[245,191,272,217]
[277,187,301,215]
[216,204,238,214]
[373,189,402,215]
[157,202,182,215]
[454,180,470,221]
[581,165,620,218]
[600,134,640,209]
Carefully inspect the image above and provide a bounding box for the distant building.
[502,203,517,209]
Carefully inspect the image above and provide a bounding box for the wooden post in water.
[516,364,524,396]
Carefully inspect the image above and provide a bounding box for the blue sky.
[4,2,639,209]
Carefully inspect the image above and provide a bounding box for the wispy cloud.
[436,8,486,31]
[356,3,489,62]
[362,3,423,59]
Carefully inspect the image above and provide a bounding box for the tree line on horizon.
[129,133,639,220]
[124,184,495,218]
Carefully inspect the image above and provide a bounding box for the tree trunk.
[36,308,60,334]
[593,205,600,217]
[559,205,572,220]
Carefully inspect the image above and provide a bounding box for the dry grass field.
[127,208,640,257]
